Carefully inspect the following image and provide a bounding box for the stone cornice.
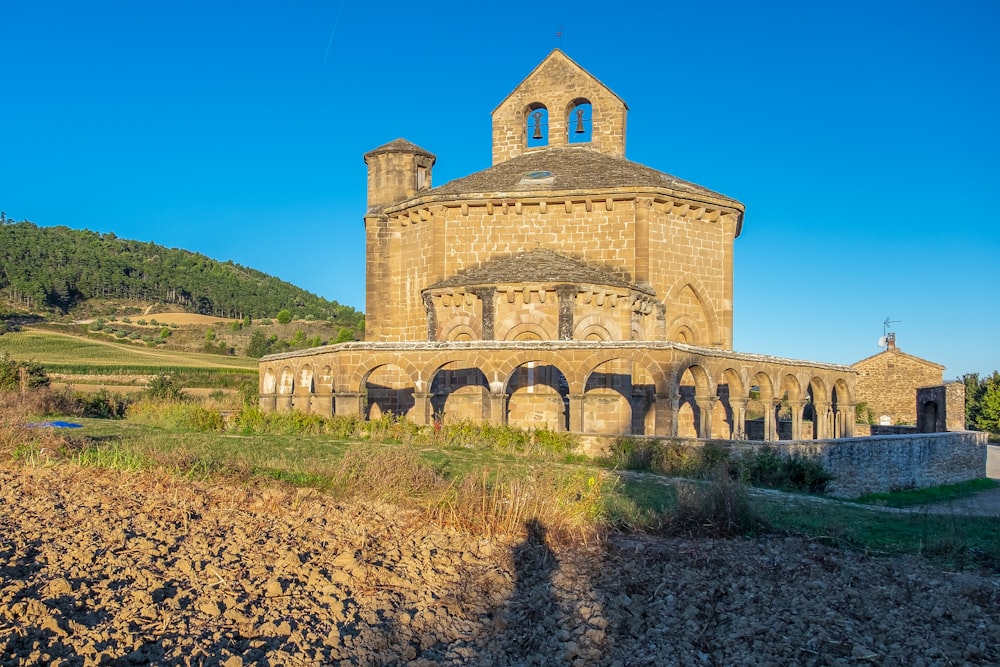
[382,188,744,222]
[261,340,854,372]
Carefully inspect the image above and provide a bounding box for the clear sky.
[2,1,998,378]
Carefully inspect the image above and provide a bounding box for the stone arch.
[525,102,549,148]
[918,399,940,433]
[777,374,802,440]
[712,367,745,440]
[428,358,490,424]
[807,377,831,439]
[364,362,417,420]
[666,317,699,345]
[262,367,277,394]
[317,365,334,393]
[780,374,802,402]
[278,367,294,395]
[746,371,777,440]
[665,280,719,346]
[296,365,315,393]
[505,358,570,432]
[292,364,315,413]
[676,364,712,438]
[504,322,551,341]
[442,321,478,341]
[347,356,422,395]
[566,97,592,143]
[583,357,634,435]
[573,314,614,341]
[832,377,852,438]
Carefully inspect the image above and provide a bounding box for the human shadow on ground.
[497,518,563,662]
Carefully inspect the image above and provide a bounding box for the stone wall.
[852,343,944,426]
[576,431,988,498]
[915,383,966,432]
[491,50,627,164]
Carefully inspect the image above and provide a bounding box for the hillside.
[0,220,363,326]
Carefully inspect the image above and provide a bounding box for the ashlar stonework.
[260,50,860,440]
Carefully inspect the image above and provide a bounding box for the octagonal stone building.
[260,50,857,441]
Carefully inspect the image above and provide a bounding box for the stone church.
[259,50,859,441]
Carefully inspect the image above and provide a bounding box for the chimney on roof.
[886,332,896,350]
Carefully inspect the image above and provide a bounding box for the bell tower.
[491,49,628,165]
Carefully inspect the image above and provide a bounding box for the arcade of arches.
[260,51,862,441]
[259,342,857,441]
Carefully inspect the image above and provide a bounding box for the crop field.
[0,329,258,371]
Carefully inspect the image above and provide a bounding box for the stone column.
[653,392,678,437]
[488,391,508,426]
[334,392,365,418]
[567,393,586,433]
[422,292,437,342]
[258,394,277,413]
[556,285,578,340]
[472,287,496,340]
[634,198,652,285]
[412,392,432,426]
[311,393,334,417]
[843,404,856,437]
[292,391,312,414]
[695,395,717,439]
[730,398,748,441]
[789,399,806,440]
[814,401,831,439]
[765,399,780,441]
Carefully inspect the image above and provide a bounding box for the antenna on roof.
[882,317,900,337]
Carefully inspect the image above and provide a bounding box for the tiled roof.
[420,146,741,206]
[425,248,654,294]
[363,138,436,162]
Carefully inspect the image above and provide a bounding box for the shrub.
[79,389,130,419]
[606,437,656,470]
[667,471,765,537]
[144,374,185,401]
[734,447,833,493]
[275,309,292,324]
[0,354,50,392]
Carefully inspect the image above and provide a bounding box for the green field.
[0,329,258,371]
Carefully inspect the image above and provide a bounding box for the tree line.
[963,372,1000,435]
[0,220,363,326]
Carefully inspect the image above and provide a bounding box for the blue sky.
[2,1,998,378]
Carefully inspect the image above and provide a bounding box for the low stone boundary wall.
[576,431,989,498]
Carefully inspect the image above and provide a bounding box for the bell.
[532,111,543,140]
[574,108,585,134]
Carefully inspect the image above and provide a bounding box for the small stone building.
[259,50,858,440]
[852,333,946,426]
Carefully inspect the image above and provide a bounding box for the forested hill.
[0,221,362,323]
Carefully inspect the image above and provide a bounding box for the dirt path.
[1,462,998,666]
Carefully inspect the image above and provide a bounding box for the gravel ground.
[2,463,998,667]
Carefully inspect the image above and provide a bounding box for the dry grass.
[667,470,768,537]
